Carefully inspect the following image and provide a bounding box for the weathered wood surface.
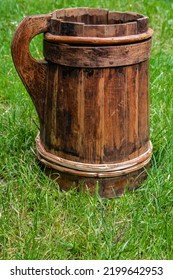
[36,134,152,174]
[11,8,153,197]
[40,160,150,197]
[51,8,148,35]
[44,28,153,45]
[11,15,51,126]
[43,39,152,67]
[40,61,151,165]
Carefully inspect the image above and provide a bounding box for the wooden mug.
[11,8,153,197]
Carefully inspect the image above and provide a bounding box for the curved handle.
[11,14,51,125]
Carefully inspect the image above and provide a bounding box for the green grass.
[0,0,173,260]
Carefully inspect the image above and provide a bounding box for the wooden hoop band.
[43,38,152,68]
[44,28,153,45]
[36,134,152,178]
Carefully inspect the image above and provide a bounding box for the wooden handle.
[11,14,51,124]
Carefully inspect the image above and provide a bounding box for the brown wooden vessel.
[11,8,153,197]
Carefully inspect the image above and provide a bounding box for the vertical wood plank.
[42,62,58,151]
[125,22,137,35]
[117,67,128,161]
[83,25,107,37]
[137,17,148,33]
[97,69,105,163]
[126,64,139,159]
[50,19,61,35]
[77,69,84,161]
[82,69,100,163]
[79,8,108,24]
[138,60,149,154]
[103,67,128,162]
[55,8,108,24]
[103,68,119,162]
[55,66,83,160]
[108,11,141,23]
[59,21,84,36]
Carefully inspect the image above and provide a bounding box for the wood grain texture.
[51,8,148,36]
[43,39,152,68]
[40,61,151,165]
[11,8,153,197]
[11,14,51,126]
[40,162,150,197]
[44,28,153,45]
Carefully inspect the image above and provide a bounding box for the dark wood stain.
[11,8,153,197]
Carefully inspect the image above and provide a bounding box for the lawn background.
[0,0,173,259]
